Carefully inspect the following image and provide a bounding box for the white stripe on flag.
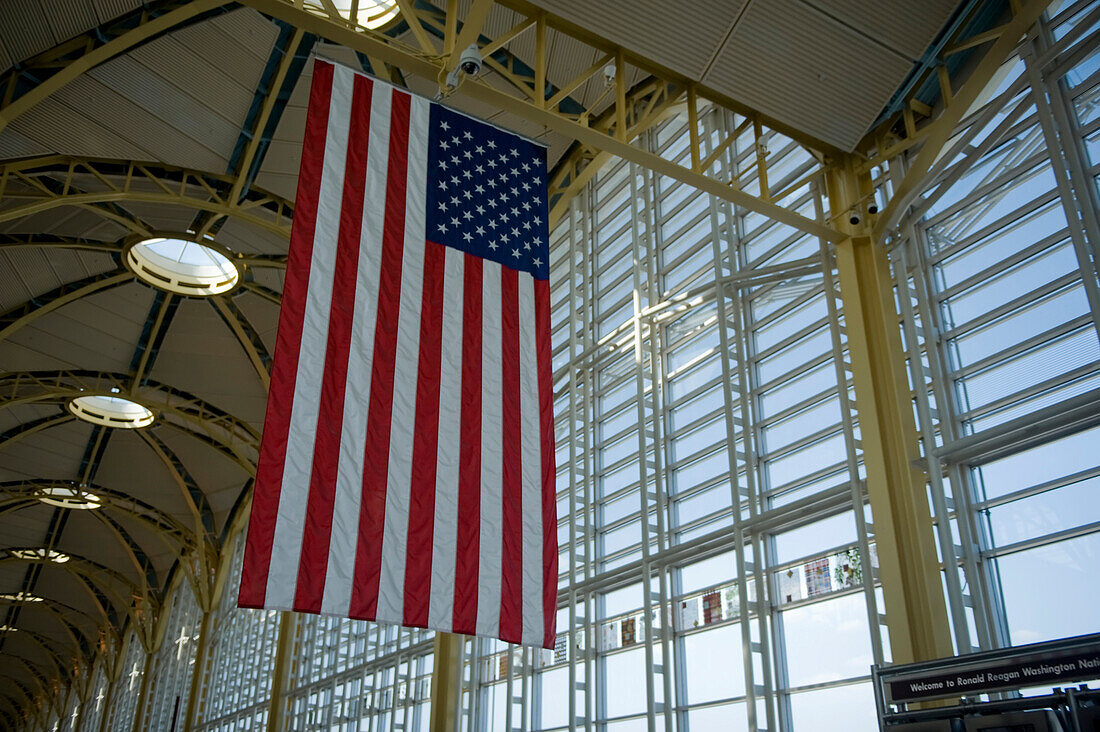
[518,274,544,645]
[428,245,465,631]
[265,63,354,608]
[477,261,503,639]
[377,92,430,624]
[320,81,391,616]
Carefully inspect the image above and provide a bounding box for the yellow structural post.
[182,609,212,731]
[825,156,954,665]
[265,612,296,732]
[129,651,155,732]
[429,633,464,732]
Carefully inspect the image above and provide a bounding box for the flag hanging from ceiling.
[237,59,557,649]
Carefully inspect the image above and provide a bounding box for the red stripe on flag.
[534,278,558,649]
[350,90,412,620]
[402,240,446,628]
[239,60,334,609]
[498,266,523,644]
[292,74,374,613]
[452,254,482,634]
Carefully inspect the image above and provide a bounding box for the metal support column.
[265,612,296,732]
[429,633,464,732]
[825,157,954,665]
[182,609,212,731]
[129,651,155,732]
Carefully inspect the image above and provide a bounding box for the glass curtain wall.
[193,532,283,731]
[459,100,883,732]
[76,661,108,732]
[140,576,202,730]
[883,0,1100,658]
[102,629,146,732]
[280,612,434,729]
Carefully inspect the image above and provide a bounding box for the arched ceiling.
[0,0,975,723]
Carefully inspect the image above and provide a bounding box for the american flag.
[238,60,557,649]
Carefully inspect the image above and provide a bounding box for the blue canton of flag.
[426,104,550,280]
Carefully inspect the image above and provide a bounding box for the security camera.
[849,214,861,226]
[603,64,616,86]
[867,203,879,215]
[459,44,482,76]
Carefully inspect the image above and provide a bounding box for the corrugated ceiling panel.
[481,3,524,42]
[57,513,152,583]
[0,37,13,72]
[7,94,152,160]
[49,74,227,171]
[0,421,92,483]
[40,0,99,47]
[528,0,745,79]
[0,129,52,159]
[806,0,958,59]
[215,218,289,257]
[89,56,242,163]
[203,6,280,64]
[0,404,57,440]
[157,427,253,522]
[0,248,66,306]
[91,0,141,24]
[705,0,913,151]
[128,34,269,140]
[0,0,55,63]
[117,201,200,233]
[0,207,129,243]
[6,284,155,374]
[93,428,196,521]
[151,298,269,424]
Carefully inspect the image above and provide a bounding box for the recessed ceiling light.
[35,484,102,510]
[0,592,43,603]
[68,395,155,429]
[331,0,399,29]
[7,548,70,564]
[126,236,239,297]
[0,625,18,632]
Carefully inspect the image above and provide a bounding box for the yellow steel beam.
[395,0,440,55]
[227,28,308,206]
[429,633,463,732]
[446,0,495,73]
[0,271,135,345]
[129,651,154,732]
[0,157,293,237]
[239,0,843,242]
[0,0,228,135]
[210,297,273,389]
[871,0,1048,240]
[827,157,953,665]
[129,292,176,396]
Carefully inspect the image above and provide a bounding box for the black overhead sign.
[888,646,1100,703]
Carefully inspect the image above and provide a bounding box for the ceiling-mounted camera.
[459,44,482,76]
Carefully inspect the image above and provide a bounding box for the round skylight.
[331,0,399,29]
[68,395,155,429]
[35,484,102,510]
[126,236,239,296]
[7,548,70,564]
[0,592,43,603]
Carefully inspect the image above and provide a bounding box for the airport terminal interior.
[0,0,1099,729]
